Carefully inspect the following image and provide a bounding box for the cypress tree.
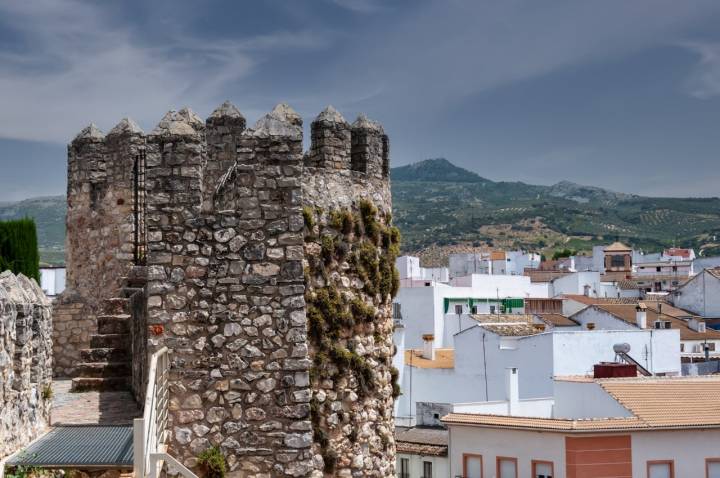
[0,218,40,282]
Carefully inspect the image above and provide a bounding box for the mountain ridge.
[2,158,719,265]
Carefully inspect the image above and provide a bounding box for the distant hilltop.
[391,158,720,262]
[3,158,720,265]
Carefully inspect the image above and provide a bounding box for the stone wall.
[140,102,396,477]
[67,101,397,476]
[0,271,53,459]
[55,119,143,377]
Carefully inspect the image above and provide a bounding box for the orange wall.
[566,435,632,478]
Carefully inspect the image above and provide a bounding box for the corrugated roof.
[6,426,133,468]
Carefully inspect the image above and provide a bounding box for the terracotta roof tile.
[536,313,579,327]
[594,304,720,340]
[444,377,720,432]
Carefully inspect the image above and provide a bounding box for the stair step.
[71,376,129,392]
[80,348,129,362]
[90,334,129,349]
[98,314,131,334]
[75,361,132,378]
[103,297,130,315]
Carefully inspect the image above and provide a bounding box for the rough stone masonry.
[66,102,398,477]
[0,271,53,458]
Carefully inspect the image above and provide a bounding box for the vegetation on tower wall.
[304,199,401,474]
[0,218,40,281]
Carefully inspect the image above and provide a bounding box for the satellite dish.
[613,343,631,354]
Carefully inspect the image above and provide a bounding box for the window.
[532,460,554,478]
[672,266,677,272]
[496,457,517,478]
[489,305,496,314]
[423,461,433,478]
[656,266,662,272]
[472,305,479,314]
[399,458,409,478]
[708,459,720,478]
[708,343,716,352]
[463,454,483,478]
[680,343,685,352]
[647,460,674,478]
[611,254,625,268]
[454,304,463,315]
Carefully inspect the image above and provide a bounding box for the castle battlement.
[61,101,396,477]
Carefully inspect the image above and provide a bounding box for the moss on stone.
[330,209,354,234]
[302,206,315,230]
[320,235,335,265]
[390,366,401,399]
[351,298,376,323]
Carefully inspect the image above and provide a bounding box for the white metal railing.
[134,347,196,478]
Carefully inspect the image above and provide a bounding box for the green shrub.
[0,219,40,281]
[41,384,53,401]
[197,446,227,478]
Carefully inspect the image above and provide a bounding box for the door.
[463,454,483,478]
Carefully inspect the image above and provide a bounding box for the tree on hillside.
[552,248,577,260]
[0,218,40,281]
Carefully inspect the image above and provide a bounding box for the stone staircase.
[71,296,132,392]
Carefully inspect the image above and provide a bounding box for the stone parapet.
[0,271,53,459]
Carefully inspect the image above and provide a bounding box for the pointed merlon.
[73,123,105,142]
[150,110,197,136]
[177,107,205,130]
[252,113,302,139]
[107,118,144,137]
[208,100,244,120]
[270,103,302,127]
[315,105,348,125]
[352,114,383,133]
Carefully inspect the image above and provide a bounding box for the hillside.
[3,158,720,266]
[392,159,720,264]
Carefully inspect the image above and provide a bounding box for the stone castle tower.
[63,102,399,477]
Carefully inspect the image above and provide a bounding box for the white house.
[396,255,449,283]
[448,251,540,278]
[672,268,720,317]
[443,372,720,478]
[395,273,542,351]
[393,318,680,422]
[569,301,720,359]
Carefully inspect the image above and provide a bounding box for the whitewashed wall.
[396,453,449,478]
[674,270,720,317]
[553,380,632,419]
[448,426,566,478]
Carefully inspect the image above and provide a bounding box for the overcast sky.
[1,0,720,200]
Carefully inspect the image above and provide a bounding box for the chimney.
[635,303,647,329]
[422,334,435,361]
[506,368,519,415]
